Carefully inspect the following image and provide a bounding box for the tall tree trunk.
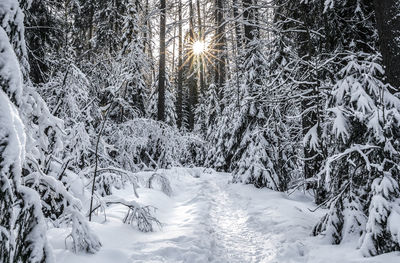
[87,1,94,61]
[243,0,257,44]
[187,0,198,130]
[172,9,178,74]
[196,0,206,96]
[143,0,149,54]
[233,0,242,49]
[215,0,226,102]
[157,0,166,121]
[148,2,156,82]
[177,0,184,128]
[233,0,242,108]
[374,0,400,92]
[143,0,156,89]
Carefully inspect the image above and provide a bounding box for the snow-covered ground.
[48,168,399,263]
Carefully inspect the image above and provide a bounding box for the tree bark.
[187,0,198,130]
[177,0,184,128]
[233,0,242,49]
[172,9,177,74]
[242,0,255,44]
[233,0,243,108]
[197,0,206,96]
[157,0,166,121]
[374,0,400,92]
[215,0,226,102]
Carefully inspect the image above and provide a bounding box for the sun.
[192,40,206,55]
[181,36,220,73]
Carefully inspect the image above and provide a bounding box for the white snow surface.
[48,168,400,263]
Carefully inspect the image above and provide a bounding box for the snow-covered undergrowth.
[48,168,400,263]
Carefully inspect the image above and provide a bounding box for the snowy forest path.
[131,169,314,263]
[204,173,280,262]
[51,168,329,263]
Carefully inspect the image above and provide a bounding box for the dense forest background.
[1,0,400,262]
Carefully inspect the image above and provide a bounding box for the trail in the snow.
[205,177,278,263]
[127,171,308,263]
[126,171,283,263]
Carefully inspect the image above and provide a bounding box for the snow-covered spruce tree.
[181,132,205,167]
[205,0,298,189]
[210,1,285,190]
[275,0,374,202]
[229,38,282,190]
[194,83,218,133]
[205,71,241,171]
[181,33,198,131]
[106,55,148,123]
[262,4,304,190]
[313,52,400,253]
[195,84,221,165]
[0,20,52,263]
[311,52,375,245]
[205,1,248,172]
[205,110,237,171]
[304,0,400,253]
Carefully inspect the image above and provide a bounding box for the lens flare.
[192,41,206,55]
[181,34,225,75]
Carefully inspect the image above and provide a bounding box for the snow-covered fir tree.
[309,0,400,255]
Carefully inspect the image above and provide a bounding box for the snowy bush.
[25,166,102,253]
[96,196,161,233]
[91,167,139,197]
[106,118,205,170]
